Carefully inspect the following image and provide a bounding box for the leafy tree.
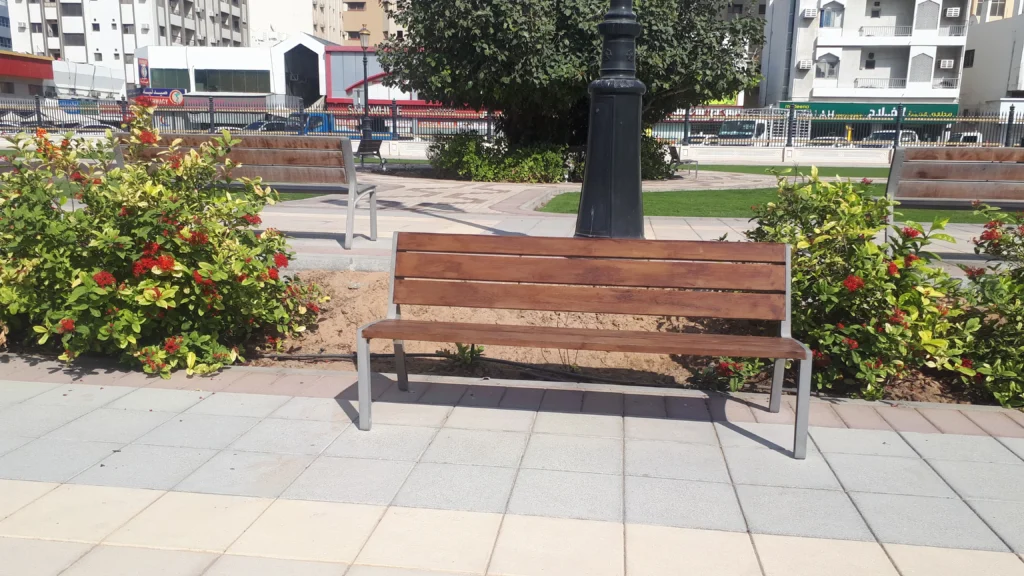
[378,0,765,146]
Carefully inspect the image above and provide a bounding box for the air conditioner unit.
[946,6,960,17]
[797,59,814,70]
[802,8,818,18]
[940,59,955,69]
[141,24,150,32]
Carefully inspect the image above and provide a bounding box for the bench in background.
[887,147,1024,211]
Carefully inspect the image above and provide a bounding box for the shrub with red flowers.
[0,101,328,377]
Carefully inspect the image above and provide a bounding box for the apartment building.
[760,0,969,105]
[959,14,1024,112]
[7,0,250,88]
[247,0,344,46]
[340,0,400,46]
[1,0,12,50]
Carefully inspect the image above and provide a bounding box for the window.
[729,3,743,13]
[0,16,9,27]
[865,52,876,69]
[30,22,42,32]
[194,69,271,93]
[63,33,85,45]
[758,3,766,14]
[990,0,1005,16]
[121,0,133,4]
[28,84,43,96]
[92,22,100,31]
[123,23,135,33]
[159,25,166,35]
[815,57,839,78]
[94,52,102,61]
[870,1,880,17]
[346,30,360,40]
[0,81,14,94]
[114,52,120,59]
[151,68,190,89]
[819,5,843,27]
[124,53,134,63]
[61,3,83,16]
[47,22,58,35]
[0,38,10,49]
[346,2,366,9]
[396,29,403,39]
[111,22,117,29]
[964,49,975,67]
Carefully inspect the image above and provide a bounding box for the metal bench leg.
[369,190,378,241]
[357,330,372,430]
[344,186,356,250]
[769,359,785,413]
[793,357,811,459]
[394,339,408,392]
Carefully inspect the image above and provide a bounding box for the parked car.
[858,130,919,147]
[809,136,850,147]
[685,134,719,146]
[945,132,985,146]
[242,120,296,132]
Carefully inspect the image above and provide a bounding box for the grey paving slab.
[229,419,348,456]
[21,384,133,408]
[0,381,59,408]
[204,555,347,576]
[520,433,623,475]
[326,424,437,461]
[0,438,121,482]
[420,429,527,468]
[0,436,31,457]
[392,462,516,514]
[61,545,217,576]
[825,453,957,498]
[902,432,1022,464]
[968,499,1024,554]
[185,392,291,418]
[70,443,218,490]
[282,456,413,505]
[417,383,468,406]
[43,408,177,444]
[625,439,730,483]
[531,412,623,438]
[736,484,873,542]
[0,403,94,437]
[625,476,747,532]
[269,397,353,422]
[723,446,840,490]
[346,567,468,576]
[442,406,535,432]
[134,414,260,450]
[370,401,452,427]
[1001,437,1024,461]
[507,468,623,522]
[175,450,314,498]
[808,427,917,457]
[623,417,718,444]
[105,388,206,413]
[714,422,811,453]
[929,459,1024,502]
[851,492,1008,551]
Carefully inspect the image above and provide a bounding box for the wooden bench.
[355,139,387,171]
[669,145,699,176]
[886,147,1024,211]
[355,232,814,459]
[133,135,377,250]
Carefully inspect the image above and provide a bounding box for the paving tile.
[0,435,31,457]
[970,499,1024,554]
[507,468,622,522]
[185,392,291,418]
[61,545,217,576]
[175,451,314,498]
[625,524,760,576]
[962,411,1024,438]
[346,568,465,576]
[0,536,92,576]
[211,371,288,394]
[825,453,956,497]
[665,396,712,420]
[371,402,452,427]
[0,479,58,520]
[724,446,840,490]
[714,422,810,453]
[753,534,899,576]
[0,484,162,542]
[230,418,347,455]
[750,397,795,424]
[625,476,746,532]
[71,444,217,490]
[418,383,468,406]
[624,394,666,418]
[917,408,988,435]
[623,417,718,444]
[226,373,327,396]
[737,485,873,541]
[851,492,1008,551]
[520,433,622,474]
[0,438,122,482]
[885,544,1024,576]
[0,403,94,437]
[135,413,260,449]
[809,427,916,457]
[421,429,527,468]
[393,462,516,514]
[21,384,133,408]
[903,432,1021,463]
[1002,437,1024,461]
[270,397,354,422]
[0,381,59,408]
[44,408,176,443]
[105,388,206,412]
[205,556,347,576]
[929,460,1024,502]
[1002,409,1024,428]
[539,389,582,412]
[488,514,624,576]
[832,404,893,430]
[325,424,437,461]
[461,386,544,411]
[443,406,535,432]
[876,406,940,433]
[282,456,413,505]
[625,439,730,483]
[106,491,271,552]
[356,507,501,574]
[708,395,756,422]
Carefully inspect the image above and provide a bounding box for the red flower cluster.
[306,301,321,314]
[156,255,175,271]
[58,318,75,334]
[70,171,85,182]
[979,228,1002,242]
[274,253,289,268]
[236,274,248,283]
[984,220,1002,229]
[168,153,183,169]
[716,361,745,377]
[193,270,215,287]
[92,271,116,288]
[965,266,986,279]
[242,214,262,226]
[937,303,951,316]
[861,177,873,185]
[142,242,160,256]
[133,257,158,277]
[118,206,130,217]
[842,275,865,292]
[267,268,280,281]
[163,337,182,355]
[35,127,47,138]
[866,358,884,370]
[812,349,831,367]
[887,261,899,276]
[843,337,859,350]
[836,323,845,330]
[961,358,974,369]
[904,254,920,267]
[888,307,909,327]
[901,227,921,239]
[139,130,158,145]
[183,231,209,245]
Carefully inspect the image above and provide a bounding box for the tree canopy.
[378,0,765,146]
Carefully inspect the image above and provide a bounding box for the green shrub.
[639,135,673,181]
[428,134,564,183]
[0,102,328,377]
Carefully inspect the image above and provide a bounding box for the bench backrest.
[887,147,1024,209]
[356,139,383,154]
[388,232,792,328]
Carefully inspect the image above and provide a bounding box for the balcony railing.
[859,25,913,36]
[854,77,908,89]
[939,25,967,36]
[933,77,960,89]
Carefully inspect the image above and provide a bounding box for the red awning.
[0,53,54,81]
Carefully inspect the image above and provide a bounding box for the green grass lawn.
[277,192,332,202]
[700,164,891,179]
[539,186,988,224]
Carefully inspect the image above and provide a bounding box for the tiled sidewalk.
[1,363,1024,575]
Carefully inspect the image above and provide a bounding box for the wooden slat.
[393,279,787,320]
[136,147,346,168]
[229,165,347,184]
[396,232,787,263]
[903,147,1024,163]
[900,161,1024,182]
[164,135,347,150]
[896,181,1024,201]
[363,320,808,359]
[395,252,786,292]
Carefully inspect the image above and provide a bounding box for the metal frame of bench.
[355,232,814,459]
[887,147,1024,213]
[356,139,387,171]
[669,145,699,177]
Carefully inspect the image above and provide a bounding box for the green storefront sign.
[780,101,959,121]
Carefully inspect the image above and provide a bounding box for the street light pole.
[359,24,372,142]
[574,0,646,239]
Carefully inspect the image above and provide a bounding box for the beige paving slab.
[885,544,1024,576]
[356,507,501,574]
[832,404,892,431]
[876,407,940,433]
[487,514,624,576]
[962,411,1024,438]
[0,484,162,543]
[61,544,217,576]
[105,491,271,553]
[0,536,92,576]
[0,479,59,520]
[754,534,899,576]
[917,408,988,436]
[205,555,348,576]
[626,524,760,576]
[229,499,384,564]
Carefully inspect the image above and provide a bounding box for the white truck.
[716,110,812,146]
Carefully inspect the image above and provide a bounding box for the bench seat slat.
[897,181,1024,201]
[903,148,1024,163]
[168,135,348,150]
[230,165,347,184]
[136,147,347,168]
[364,320,808,359]
[901,161,1024,182]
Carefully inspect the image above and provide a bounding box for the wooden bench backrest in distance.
[887,147,1024,205]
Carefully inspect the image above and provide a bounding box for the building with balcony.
[0,0,13,50]
[247,0,344,46]
[760,0,969,106]
[6,0,250,90]
[959,14,1024,113]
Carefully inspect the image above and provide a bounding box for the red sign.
[141,88,185,106]
[137,58,150,87]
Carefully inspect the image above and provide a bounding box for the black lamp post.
[359,24,372,142]
[574,0,646,239]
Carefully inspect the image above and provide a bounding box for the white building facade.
[0,0,12,50]
[959,14,1024,113]
[247,0,344,46]
[7,0,250,89]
